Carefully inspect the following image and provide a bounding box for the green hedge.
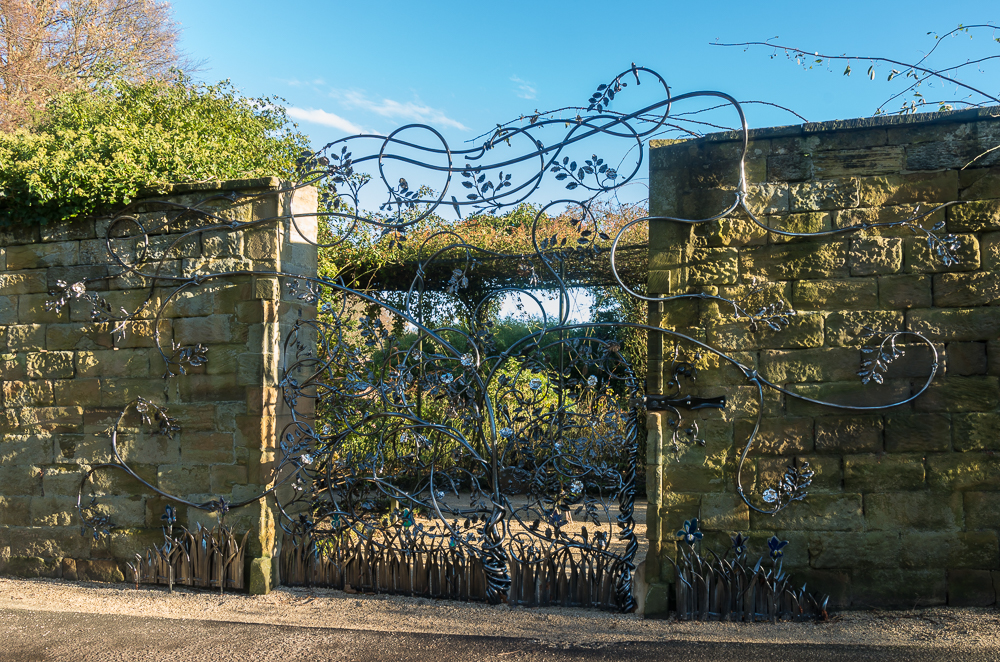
[0,74,309,226]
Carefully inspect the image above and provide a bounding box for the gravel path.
[1,576,999,651]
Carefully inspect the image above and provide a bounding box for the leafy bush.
[0,73,309,226]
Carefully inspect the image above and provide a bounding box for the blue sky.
[166,1,996,319]
[170,0,997,150]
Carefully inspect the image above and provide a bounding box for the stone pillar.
[646,108,1000,612]
[0,178,317,592]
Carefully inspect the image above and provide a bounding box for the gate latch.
[643,394,726,411]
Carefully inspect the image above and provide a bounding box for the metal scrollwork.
[59,64,958,610]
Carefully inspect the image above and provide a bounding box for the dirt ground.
[1,575,999,651]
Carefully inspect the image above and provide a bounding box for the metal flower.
[677,519,703,546]
[762,488,778,503]
[528,377,542,390]
[460,353,474,367]
[160,505,176,525]
[587,375,598,387]
[730,532,748,556]
[499,427,514,439]
[768,535,789,560]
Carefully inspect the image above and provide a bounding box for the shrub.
[0,73,309,226]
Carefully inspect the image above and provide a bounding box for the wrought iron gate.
[63,65,953,612]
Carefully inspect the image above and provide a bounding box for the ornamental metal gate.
[64,65,950,612]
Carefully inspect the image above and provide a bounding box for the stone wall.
[0,178,316,592]
[643,108,1000,611]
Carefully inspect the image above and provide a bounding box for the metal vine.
[58,64,955,611]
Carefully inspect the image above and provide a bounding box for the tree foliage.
[0,73,309,225]
[0,0,187,129]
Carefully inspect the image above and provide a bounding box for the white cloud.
[287,107,364,134]
[510,75,536,100]
[338,90,469,131]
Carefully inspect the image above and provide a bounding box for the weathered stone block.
[768,153,812,182]
[2,380,54,407]
[793,279,878,311]
[947,342,987,376]
[750,493,863,532]
[0,496,31,526]
[905,234,980,274]
[786,380,910,417]
[824,310,904,347]
[815,415,882,453]
[767,211,832,241]
[4,556,62,579]
[173,314,241,345]
[156,465,212,496]
[865,491,963,531]
[698,492,749,531]
[908,307,1000,342]
[964,492,1000,530]
[0,271,47,294]
[5,242,79,269]
[954,413,1000,451]
[6,324,45,352]
[740,241,849,280]
[850,237,903,276]
[707,314,824,351]
[810,531,902,569]
[660,444,728,493]
[178,432,235,464]
[857,170,959,207]
[934,272,1000,307]
[789,179,860,212]
[927,453,1000,491]
[844,453,926,492]
[884,414,951,452]
[913,376,1000,413]
[0,295,18,325]
[760,347,861,384]
[901,531,999,569]
[948,199,1000,232]
[733,417,814,455]
[878,275,932,309]
[850,569,946,608]
[948,569,996,606]
[25,351,74,379]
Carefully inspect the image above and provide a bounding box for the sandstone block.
[908,308,1000,342]
[913,376,1000,413]
[850,569,946,608]
[815,415,883,453]
[948,569,996,606]
[901,531,999,570]
[905,234,980,274]
[946,342,987,376]
[884,413,951,452]
[760,347,861,384]
[793,279,878,311]
[878,275,932,309]
[810,531,902,569]
[789,179,860,212]
[865,491,963,531]
[927,453,1000,491]
[740,241,849,280]
[954,413,1000,451]
[849,237,903,276]
[733,417,814,455]
[750,493,863,532]
[933,272,1000,307]
[844,453,926,492]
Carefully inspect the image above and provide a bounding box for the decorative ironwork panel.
[61,65,956,612]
